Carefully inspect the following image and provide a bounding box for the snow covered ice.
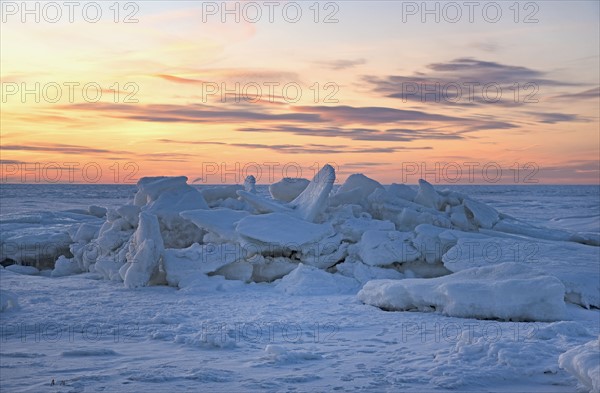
[1,167,599,392]
[559,337,600,393]
[358,263,567,321]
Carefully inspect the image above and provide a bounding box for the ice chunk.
[72,222,101,243]
[338,173,383,196]
[51,256,82,277]
[1,231,72,269]
[328,187,365,207]
[121,212,165,288]
[449,205,476,231]
[135,176,208,249]
[116,205,141,228]
[244,175,257,193]
[238,164,335,222]
[443,236,600,308]
[358,263,566,321]
[201,185,243,204]
[330,173,383,206]
[180,208,249,243]
[269,178,309,202]
[287,164,335,222]
[136,176,183,198]
[335,258,404,285]
[463,198,499,229]
[559,338,600,393]
[413,179,443,210]
[236,190,293,214]
[5,264,39,275]
[396,208,451,232]
[251,256,297,282]
[134,176,186,205]
[276,263,359,295]
[163,242,242,287]
[214,259,253,282]
[387,183,417,201]
[337,217,395,243]
[411,224,471,264]
[88,205,107,218]
[145,184,209,216]
[298,234,347,269]
[236,213,334,250]
[351,230,419,266]
[95,255,127,281]
[492,217,585,243]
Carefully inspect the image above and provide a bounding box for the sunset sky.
[1,1,599,184]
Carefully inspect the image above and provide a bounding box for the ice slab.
[163,242,242,287]
[288,164,335,222]
[238,164,335,222]
[201,185,243,204]
[442,236,600,308]
[463,198,499,229]
[414,179,443,210]
[180,208,249,243]
[5,265,39,275]
[244,175,257,194]
[358,263,566,321]
[351,230,419,266]
[330,173,383,206]
[387,183,417,202]
[559,338,600,393]
[121,212,164,288]
[236,190,292,214]
[251,256,298,282]
[269,178,309,202]
[276,263,359,295]
[236,213,334,250]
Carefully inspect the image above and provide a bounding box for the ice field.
[1,169,598,392]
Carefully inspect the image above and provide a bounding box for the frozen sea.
[1,183,598,228]
[1,183,599,392]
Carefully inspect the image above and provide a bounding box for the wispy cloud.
[541,160,600,182]
[66,103,322,123]
[293,105,459,124]
[315,58,366,70]
[63,102,516,131]
[470,41,500,53]
[237,125,466,142]
[0,144,197,163]
[1,143,130,155]
[157,138,431,154]
[365,57,579,107]
[529,112,588,124]
[155,74,206,84]
[552,87,599,101]
[0,159,26,165]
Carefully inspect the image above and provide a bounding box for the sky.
[1,0,599,184]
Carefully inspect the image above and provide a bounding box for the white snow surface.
[1,267,598,392]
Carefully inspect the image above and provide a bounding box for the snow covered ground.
[1,268,598,392]
[1,177,599,392]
